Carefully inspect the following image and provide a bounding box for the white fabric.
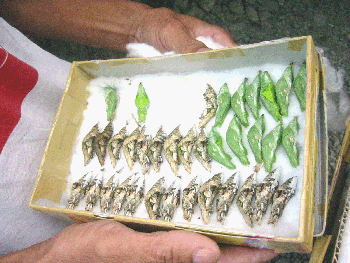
[0,18,72,255]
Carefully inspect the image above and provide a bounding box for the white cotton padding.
[125,36,226,58]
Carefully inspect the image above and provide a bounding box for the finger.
[160,19,209,53]
[219,246,278,263]
[90,221,220,263]
[177,15,237,47]
[139,230,221,263]
[209,28,238,47]
[194,25,237,48]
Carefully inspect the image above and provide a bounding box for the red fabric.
[0,48,38,154]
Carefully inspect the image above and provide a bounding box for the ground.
[24,0,350,262]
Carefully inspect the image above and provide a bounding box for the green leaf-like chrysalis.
[282,117,300,167]
[226,115,250,165]
[231,78,249,127]
[294,63,307,111]
[262,122,283,172]
[276,63,294,116]
[105,87,117,121]
[247,114,265,164]
[135,83,150,123]
[260,72,282,121]
[245,71,262,120]
[207,127,236,169]
[214,83,231,127]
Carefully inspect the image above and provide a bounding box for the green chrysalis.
[208,126,236,169]
[214,83,231,127]
[262,122,283,172]
[135,83,150,123]
[226,115,250,165]
[294,63,307,111]
[260,71,282,121]
[105,86,117,121]
[231,78,249,127]
[282,117,300,167]
[245,71,262,120]
[247,114,265,164]
[276,63,294,116]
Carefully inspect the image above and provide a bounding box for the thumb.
[219,245,278,263]
[138,229,221,263]
[88,221,220,263]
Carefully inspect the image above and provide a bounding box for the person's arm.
[0,239,55,263]
[1,0,236,53]
[0,220,277,263]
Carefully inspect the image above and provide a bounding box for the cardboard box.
[314,117,350,262]
[30,36,326,253]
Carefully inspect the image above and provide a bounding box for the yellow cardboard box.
[30,36,325,253]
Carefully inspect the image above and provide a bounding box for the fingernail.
[193,248,218,263]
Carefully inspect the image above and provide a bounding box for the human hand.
[1,220,277,263]
[2,0,234,54]
[135,7,236,54]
